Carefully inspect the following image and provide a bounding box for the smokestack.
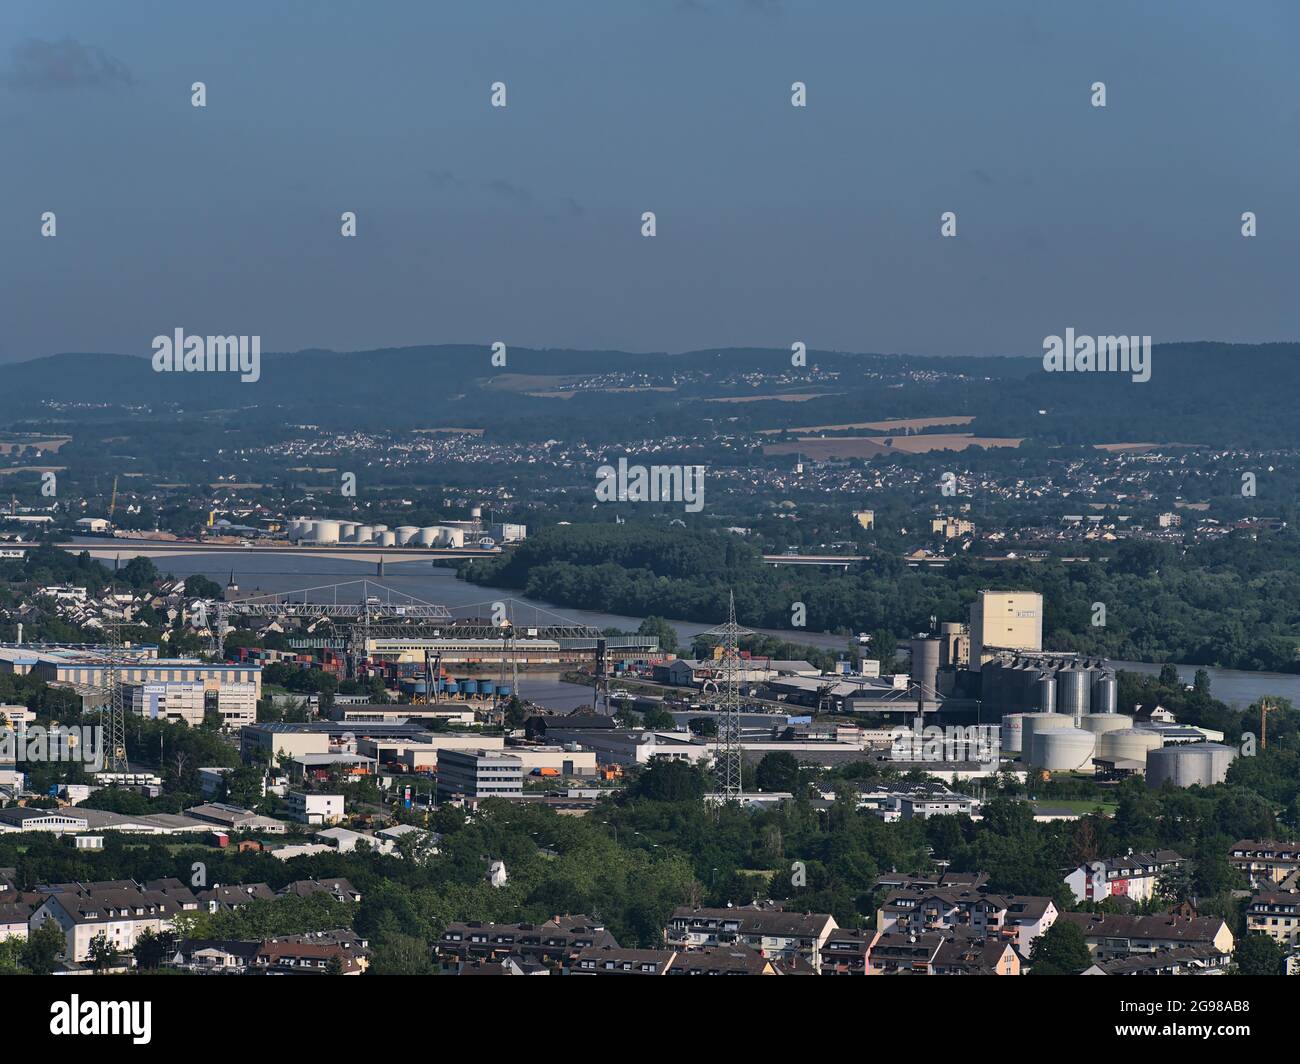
[15,623,21,645]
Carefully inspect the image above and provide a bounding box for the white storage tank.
[1001,713,1025,755]
[1080,714,1130,738]
[355,526,375,544]
[1096,728,1162,765]
[377,532,396,546]
[1146,743,1236,789]
[1029,728,1096,772]
[395,526,420,545]
[1019,713,1072,762]
[310,520,341,545]
[415,527,440,547]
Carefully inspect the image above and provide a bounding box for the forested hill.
[2,342,1298,448]
[460,525,1300,673]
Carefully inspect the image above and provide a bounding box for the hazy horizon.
[4,0,1299,364]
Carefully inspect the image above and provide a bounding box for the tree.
[688,716,717,738]
[88,931,121,973]
[1027,920,1091,975]
[370,933,434,975]
[1234,934,1284,976]
[637,616,679,655]
[633,760,707,802]
[755,752,801,793]
[134,928,176,970]
[641,707,676,730]
[23,919,66,975]
[184,574,224,600]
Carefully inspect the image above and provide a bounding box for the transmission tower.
[99,618,129,774]
[701,591,752,800]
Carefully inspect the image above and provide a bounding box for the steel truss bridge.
[202,579,606,678]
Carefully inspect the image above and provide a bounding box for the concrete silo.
[910,638,942,698]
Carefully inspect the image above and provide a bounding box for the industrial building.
[980,652,1117,722]
[125,680,258,729]
[0,645,261,702]
[435,748,524,800]
[969,590,1043,670]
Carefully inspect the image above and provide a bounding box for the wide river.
[144,551,1299,711]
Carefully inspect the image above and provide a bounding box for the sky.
[2,0,1299,364]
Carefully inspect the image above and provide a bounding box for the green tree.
[23,919,66,975]
[1234,934,1284,976]
[755,752,801,793]
[1027,920,1091,975]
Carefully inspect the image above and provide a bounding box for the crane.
[1260,699,1278,750]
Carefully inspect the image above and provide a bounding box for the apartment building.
[1064,849,1186,904]
[665,906,837,970]
[1230,839,1300,886]
[1245,891,1300,948]
[31,884,188,962]
[1057,912,1235,962]
[437,916,617,970]
[435,748,523,800]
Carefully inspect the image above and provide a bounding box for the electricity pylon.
[701,591,752,800]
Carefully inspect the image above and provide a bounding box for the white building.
[1064,850,1186,904]
[287,791,344,825]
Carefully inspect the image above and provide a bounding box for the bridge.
[53,540,500,565]
[761,554,866,569]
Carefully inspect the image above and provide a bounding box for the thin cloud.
[3,36,134,90]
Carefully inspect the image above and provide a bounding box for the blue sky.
[2,0,1298,363]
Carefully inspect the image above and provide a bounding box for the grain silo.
[1092,673,1118,715]
[910,638,942,698]
[1058,668,1091,723]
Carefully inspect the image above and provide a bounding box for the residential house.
[665,905,838,970]
[1058,912,1235,962]
[1064,849,1185,904]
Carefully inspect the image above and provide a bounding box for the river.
[138,551,1299,710]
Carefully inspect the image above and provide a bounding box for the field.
[758,416,974,435]
[763,433,1022,459]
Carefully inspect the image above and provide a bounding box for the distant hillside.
[2,341,1297,448]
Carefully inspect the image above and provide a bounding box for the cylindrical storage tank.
[1096,728,1163,765]
[396,526,420,545]
[1058,669,1090,723]
[377,532,396,546]
[1146,744,1236,789]
[471,505,483,519]
[440,679,455,693]
[1093,674,1118,715]
[411,682,427,697]
[416,527,440,547]
[311,520,341,544]
[1080,714,1130,738]
[371,524,388,533]
[1030,728,1096,772]
[1035,675,1057,714]
[1001,713,1025,754]
[910,638,941,698]
[457,680,473,695]
[496,685,512,697]
[355,526,375,544]
[288,519,307,541]
[442,527,465,548]
[1019,713,1072,762]
[477,679,494,696]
